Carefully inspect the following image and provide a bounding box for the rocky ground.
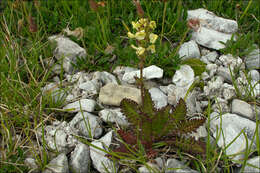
[24,8,259,173]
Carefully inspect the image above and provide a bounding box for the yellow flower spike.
[132,21,140,30]
[135,30,146,40]
[127,32,135,38]
[149,33,158,44]
[147,45,156,53]
[138,18,148,27]
[131,45,146,56]
[149,21,156,30]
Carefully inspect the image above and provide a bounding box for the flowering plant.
[127,18,158,105]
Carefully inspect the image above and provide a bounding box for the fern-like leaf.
[120,98,141,126]
[175,117,206,135]
[165,136,206,155]
[140,88,156,115]
[170,98,187,122]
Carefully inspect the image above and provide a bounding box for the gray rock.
[122,65,163,84]
[69,143,90,173]
[245,48,260,70]
[178,40,201,60]
[149,87,168,109]
[167,85,187,106]
[187,8,238,34]
[36,121,79,154]
[206,63,218,77]
[78,79,101,96]
[99,83,141,106]
[248,70,260,81]
[166,158,198,173]
[25,158,39,173]
[63,99,96,113]
[154,157,165,170]
[204,51,218,63]
[222,83,236,100]
[211,97,229,113]
[43,153,69,173]
[191,26,233,50]
[90,131,118,173]
[201,71,210,81]
[93,71,118,85]
[240,156,260,173]
[217,66,232,83]
[138,162,161,173]
[69,112,103,138]
[48,36,86,74]
[66,71,89,84]
[42,83,67,103]
[210,113,259,162]
[218,54,243,70]
[204,76,224,98]
[172,65,194,88]
[232,99,254,119]
[99,108,129,127]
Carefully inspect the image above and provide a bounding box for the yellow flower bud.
[131,45,146,56]
[149,21,156,29]
[135,30,146,40]
[147,45,156,53]
[127,32,135,38]
[138,18,148,26]
[149,33,158,44]
[132,21,140,30]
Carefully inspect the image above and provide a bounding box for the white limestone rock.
[42,83,67,104]
[210,113,259,162]
[232,99,254,119]
[149,87,168,109]
[63,99,96,113]
[99,108,129,127]
[99,83,141,106]
[245,47,260,70]
[43,153,69,173]
[69,112,103,138]
[248,70,260,81]
[166,158,198,173]
[191,27,233,50]
[25,158,39,173]
[206,63,218,77]
[69,143,90,173]
[218,54,243,70]
[217,66,232,83]
[178,40,201,60]
[90,131,118,173]
[187,8,238,50]
[138,162,161,173]
[48,35,86,74]
[211,97,230,113]
[122,65,163,84]
[36,121,79,154]
[93,71,118,85]
[187,8,238,34]
[240,156,260,173]
[204,51,218,63]
[172,65,194,88]
[78,79,101,96]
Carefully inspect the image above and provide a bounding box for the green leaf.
[171,98,187,122]
[140,88,156,115]
[181,58,206,76]
[120,98,141,125]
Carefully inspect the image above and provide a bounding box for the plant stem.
[139,56,144,106]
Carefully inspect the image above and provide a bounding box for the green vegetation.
[0,0,259,172]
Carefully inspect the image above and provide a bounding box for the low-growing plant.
[107,9,207,162]
[219,32,259,58]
